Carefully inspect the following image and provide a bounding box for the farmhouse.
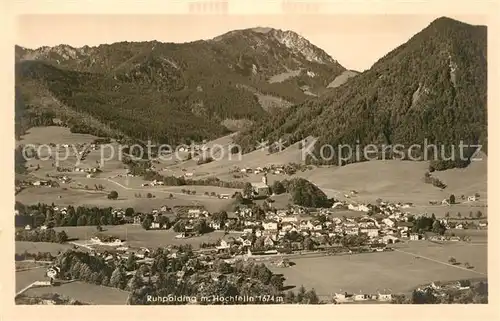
[382,235,399,244]
[409,233,422,240]
[468,195,477,202]
[209,221,222,230]
[378,293,393,302]
[33,180,50,186]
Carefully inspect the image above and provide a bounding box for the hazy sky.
[17,14,487,71]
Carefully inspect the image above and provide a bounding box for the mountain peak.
[213,27,337,65]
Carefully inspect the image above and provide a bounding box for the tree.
[270,274,284,291]
[56,231,68,243]
[216,261,232,274]
[169,193,173,199]
[448,256,457,265]
[141,218,152,230]
[303,289,320,304]
[243,182,253,198]
[146,193,153,199]
[476,210,483,219]
[303,237,315,251]
[126,254,137,271]
[469,211,473,218]
[125,207,135,217]
[431,220,445,235]
[285,291,296,304]
[449,194,456,204]
[159,216,170,229]
[457,212,462,219]
[255,264,272,284]
[296,285,307,303]
[234,192,244,204]
[272,181,285,195]
[109,266,127,289]
[107,190,119,200]
[76,215,87,226]
[173,220,185,233]
[126,273,143,292]
[100,215,109,226]
[96,225,103,232]
[445,212,450,218]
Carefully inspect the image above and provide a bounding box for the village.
[14,129,488,305]
[15,180,488,304]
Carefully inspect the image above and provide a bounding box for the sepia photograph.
[3,1,495,316]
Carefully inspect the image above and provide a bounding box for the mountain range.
[15,27,347,144]
[15,17,487,169]
[235,17,487,166]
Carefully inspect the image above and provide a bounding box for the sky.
[17,14,488,71]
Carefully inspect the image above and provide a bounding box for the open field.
[16,268,47,292]
[20,281,130,305]
[445,229,488,242]
[16,261,51,271]
[268,242,487,299]
[405,204,487,218]
[296,157,487,205]
[160,136,315,181]
[16,126,99,147]
[16,184,236,213]
[17,127,239,212]
[54,225,240,249]
[16,241,76,255]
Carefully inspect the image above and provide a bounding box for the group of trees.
[107,190,119,200]
[56,250,115,286]
[409,214,446,235]
[141,214,171,231]
[172,218,213,235]
[126,247,321,305]
[406,281,488,304]
[423,172,447,189]
[17,202,128,228]
[15,228,68,243]
[15,251,56,262]
[123,159,248,190]
[280,178,333,208]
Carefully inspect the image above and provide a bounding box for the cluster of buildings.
[141,179,165,187]
[414,280,475,297]
[237,163,307,177]
[334,291,393,303]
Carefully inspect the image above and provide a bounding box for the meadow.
[268,241,487,299]
[53,225,240,249]
[19,281,130,305]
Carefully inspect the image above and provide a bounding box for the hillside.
[234,17,487,168]
[15,28,346,144]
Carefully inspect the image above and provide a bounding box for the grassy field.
[17,127,240,212]
[53,225,239,249]
[267,242,487,299]
[405,204,488,218]
[16,126,98,146]
[15,241,76,255]
[16,184,237,213]
[20,281,130,305]
[392,241,487,273]
[16,268,47,292]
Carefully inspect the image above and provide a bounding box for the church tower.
[262,174,268,185]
